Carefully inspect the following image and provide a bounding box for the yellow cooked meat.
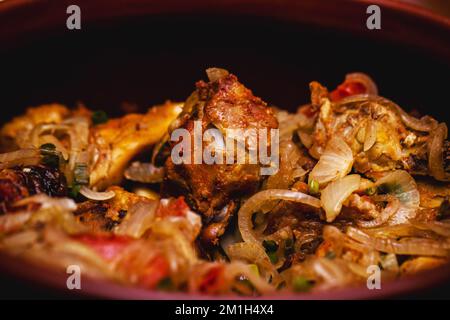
[89,101,182,190]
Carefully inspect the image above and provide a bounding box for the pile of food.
[0,68,449,295]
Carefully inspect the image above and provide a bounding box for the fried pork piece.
[163,69,278,246]
[0,165,67,214]
[89,101,182,190]
[74,186,152,232]
[299,77,449,181]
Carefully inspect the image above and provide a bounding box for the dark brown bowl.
[0,0,449,299]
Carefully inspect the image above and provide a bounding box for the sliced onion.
[115,200,158,238]
[345,73,378,95]
[309,137,353,186]
[363,120,377,152]
[347,227,449,257]
[357,196,400,228]
[0,212,32,234]
[79,186,115,201]
[410,220,450,237]
[238,189,321,245]
[427,123,449,181]
[14,194,77,211]
[225,262,275,294]
[124,162,164,183]
[375,170,420,225]
[227,242,280,284]
[0,148,41,169]
[320,174,361,222]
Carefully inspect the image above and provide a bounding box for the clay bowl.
[0,0,449,299]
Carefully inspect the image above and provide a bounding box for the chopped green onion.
[40,143,60,168]
[292,276,313,292]
[365,187,376,196]
[74,163,89,185]
[262,240,279,252]
[69,184,82,198]
[267,251,278,264]
[309,179,320,195]
[248,264,259,277]
[92,110,109,125]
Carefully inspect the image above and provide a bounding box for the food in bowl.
[0,68,448,295]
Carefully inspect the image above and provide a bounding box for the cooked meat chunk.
[300,79,449,180]
[74,186,151,232]
[163,69,278,246]
[0,165,67,214]
[89,101,182,190]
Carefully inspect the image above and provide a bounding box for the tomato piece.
[199,265,225,293]
[330,81,367,102]
[299,105,318,118]
[157,196,189,217]
[139,255,171,289]
[73,234,131,261]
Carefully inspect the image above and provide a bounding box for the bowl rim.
[1,251,449,300]
[0,0,449,299]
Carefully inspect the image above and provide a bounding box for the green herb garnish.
[365,187,376,196]
[292,276,313,292]
[69,184,82,198]
[262,240,279,252]
[92,110,109,125]
[267,251,278,264]
[309,179,320,195]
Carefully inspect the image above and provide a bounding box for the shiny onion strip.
[79,186,116,201]
[427,123,449,181]
[320,174,361,223]
[0,148,41,169]
[346,227,449,257]
[308,137,354,186]
[374,170,420,225]
[363,120,377,152]
[0,212,32,234]
[238,189,321,245]
[227,242,281,285]
[357,196,400,228]
[410,220,450,237]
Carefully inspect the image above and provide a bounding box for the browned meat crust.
[163,71,278,246]
[0,165,67,214]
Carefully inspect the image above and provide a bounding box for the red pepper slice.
[330,81,367,102]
